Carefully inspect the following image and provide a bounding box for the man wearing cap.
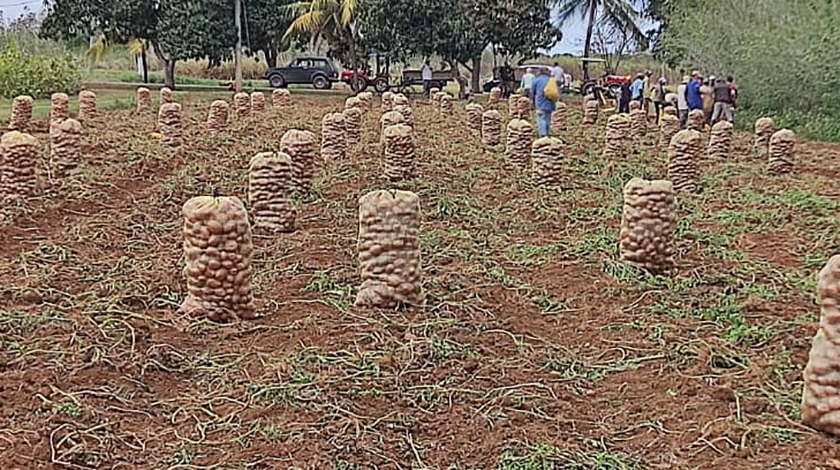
[531,67,556,137]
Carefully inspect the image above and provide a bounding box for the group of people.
[620,70,739,128]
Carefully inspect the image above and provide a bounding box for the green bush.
[0,38,81,99]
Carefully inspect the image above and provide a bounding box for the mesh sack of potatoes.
[754,117,775,157]
[687,109,705,132]
[629,100,641,111]
[489,87,502,103]
[248,152,296,232]
[180,196,257,322]
[802,255,840,437]
[603,114,631,159]
[551,102,567,133]
[272,88,292,108]
[0,131,39,199]
[505,119,533,168]
[357,92,373,107]
[531,137,563,188]
[78,90,97,122]
[393,94,409,107]
[583,100,599,125]
[439,94,454,116]
[619,178,675,275]
[667,129,702,192]
[160,87,173,104]
[663,106,677,117]
[430,88,441,106]
[465,103,484,138]
[280,129,318,192]
[158,103,183,147]
[343,107,363,146]
[381,92,394,112]
[321,112,347,161]
[9,95,33,132]
[659,115,680,149]
[50,93,70,124]
[384,124,415,181]
[380,111,405,146]
[433,92,446,112]
[137,87,152,113]
[707,120,733,159]
[355,190,423,308]
[234,92,251,119]
[508,94,519,117]
[207,100,229,130]
[482,110,502,146]
[768,129,795,175]
[345,96,363,112]
[630,109,646,138]
[516,96,531,120]
[50,118,83,177]
[394,104,414,128]
[250,92,265,113]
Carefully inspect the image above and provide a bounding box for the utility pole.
[234,0,243,92]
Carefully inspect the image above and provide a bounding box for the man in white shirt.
[520,67,536,95]
[676,75,689,127]
[551,62,565,85]
[421,59,433,97]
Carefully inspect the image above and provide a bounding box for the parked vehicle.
[482,65,571,93]
[265,57,339,89]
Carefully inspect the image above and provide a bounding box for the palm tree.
[554,0,647,80]
[283,0,362,88]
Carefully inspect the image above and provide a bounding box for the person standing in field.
[687,71,704,113]
[631,73,645,104]
[421,59,433,98]
[711,77,735,123]
[643,70,653,117]
[500,62,515,98]
[727,75,739,115]
[520,67,536,96]
[619,80,631,114]
[677,75,690,127]
[653,77,668,124]
[701,75,715,124]
[531,67,556,137]
[551,62,565,86]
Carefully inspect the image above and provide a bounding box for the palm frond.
[601,0,648,48]
[555,0,593,25]
[284,10,327,39]
[340,0,358,26]
[127,38,146,56]
[85,33,111,66]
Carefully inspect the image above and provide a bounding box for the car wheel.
[373,77,390,93]
[608,84,622,100]
[269,74,285,88]
[312,75,329,90]
[582,82,595,97]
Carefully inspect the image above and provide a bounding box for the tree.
[553,0,647,80]
[42,0,235,88]
[590,18,639,74]
[242,0,296,68]
[284,0,363,84]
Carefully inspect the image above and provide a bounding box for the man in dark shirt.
[711,77,734,123]
[500,63,515,98]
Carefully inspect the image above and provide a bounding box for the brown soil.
[1,96,839,469]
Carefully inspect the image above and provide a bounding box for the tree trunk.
[583,0,598,81]
[470,56,482,94]
[346,29,361,93]
[141,45,149,84]
[265,48,277,68]
[164,59,176,89]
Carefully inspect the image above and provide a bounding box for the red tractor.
[580,58,631,101]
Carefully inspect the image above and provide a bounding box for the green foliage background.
[0,36,80,99]
[664,0,840,141]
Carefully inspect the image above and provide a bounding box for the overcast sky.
[0,0,621,56]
